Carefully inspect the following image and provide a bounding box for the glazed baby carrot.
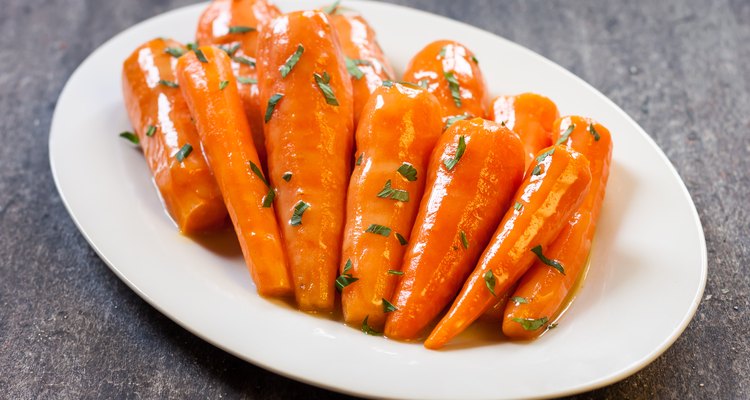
[121,38,227,233]
[176,46,292,297]
[402,40,487,121]
[503,116,613,339]
[491,93,559,169]
[196,0,281,170]
[340,82,443,331]
[384,118,525,340]
[329,11,395,126]
[424,145,592,349]
[256,11,354,312]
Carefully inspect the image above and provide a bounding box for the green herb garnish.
[556,124,576,145]
[335,274,358,291]
[511,316,549,331]
[220,43,241,57]
[228,25,256,34]
[164,47,185,58]
[535,148,555,163]
[145,125,156,137]
[345,57,370,80]
[158,79,179,88]
[395,233,408,246]
[290,200,310,226]
[280,44,304,78]
[186,42,197,51]
[382,298,398,313]
[175,143,193,162]
[361,316,381,335]
[388,270,404,275]
[282,172,292,182]
[232,56,256,67]
[265,93,283,123]
[194,48,208,63]
[356,152,364,166]
[119,131,139,145]
[262,187,275,208]
[443,71,462,107]
[376,180,409,202]
[531,245,565,275]
[588,123,601,141]
[443,135,466,171]
[459,230,469,249]
[511,296,528,304]
[219,80,229,90]
[335,260,358,291]
[314,72,339,106]
[470,54,479,64]
[397,163,417,181]
[531,164,542,176]
[248,160,269,187]
[237,76,257,85]
[514,202,523,211]
[444,114,469,131]
[365,224,391,237]
[418,79,429,89]
[484,270,496,296]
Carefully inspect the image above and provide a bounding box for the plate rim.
[49,1,708,398]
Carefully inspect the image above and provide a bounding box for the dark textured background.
[1,0,748,398]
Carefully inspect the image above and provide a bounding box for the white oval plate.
[49,1,707,399]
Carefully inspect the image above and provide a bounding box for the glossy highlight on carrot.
[503,116,613,339]
[329,11,394,126]
[340,83,443,330]
[403,40,487,121]
[491,93,559,169]
[196,0,281,170]
[424,145,592,349]
[256,10,354,312]
[384,118,525,341]
[176,46,292,297]
[121,38,227,233]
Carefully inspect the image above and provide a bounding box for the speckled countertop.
[1,0,748,398]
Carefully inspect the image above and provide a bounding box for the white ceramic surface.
[49,1,707,399]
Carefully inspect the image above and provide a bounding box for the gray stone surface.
[0,0,747,398]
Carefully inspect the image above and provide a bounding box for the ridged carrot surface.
[122,38,227,233]
[176,46,292,297]
[384,117,525,341]
[256,10,354,312]
[340,83,443,330]
[329,12,394,126]
[424,145,592,349]
[503,116,612,339]
[491,93,559,169]
[195,0,281,170]
[402,40,487,121]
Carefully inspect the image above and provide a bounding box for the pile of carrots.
[119,0,612,349]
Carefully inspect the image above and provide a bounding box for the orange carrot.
[503,116,612,339]
[384,118,525,340]
[195,0,281,170]
[402,40,487,122]
[490,93,559,169]
[176,46,292,297]
[340,82,443,330]
[121,38,227,233]
[329,11,394,126]
[256,11,354,312]
[424,145,592,349]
